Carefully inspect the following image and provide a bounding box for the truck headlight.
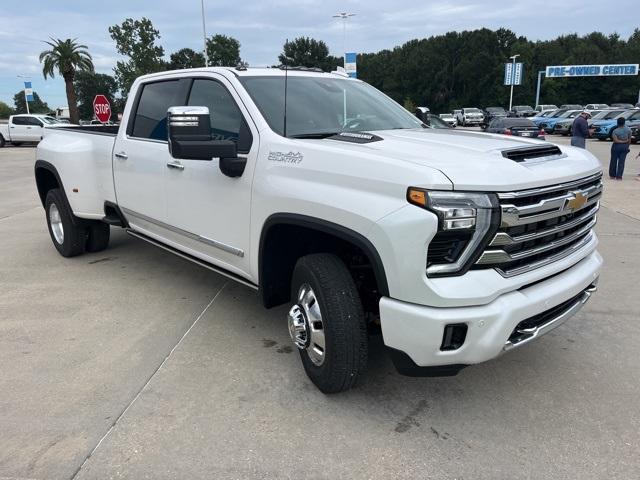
[407,189,500,277]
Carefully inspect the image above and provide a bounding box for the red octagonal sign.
[93,95,111,123]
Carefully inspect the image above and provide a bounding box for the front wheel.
[0,135,5,148]
[45,189,86,257]
[287,254,368,393]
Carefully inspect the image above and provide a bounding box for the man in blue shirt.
[609,117,632,180]
[571,111,592,148]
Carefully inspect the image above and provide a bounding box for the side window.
[12,117,28,125]
[187,79,252,152]
[131,80,189,141]
[27,117,43,127]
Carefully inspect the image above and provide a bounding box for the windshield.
[41,116,60,125]
[465,108,481,113]
[239,76,423,137]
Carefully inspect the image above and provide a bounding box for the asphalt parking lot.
[1,136,639,480]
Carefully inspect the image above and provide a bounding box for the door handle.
[166,161,185,171]
[114,151,128,160]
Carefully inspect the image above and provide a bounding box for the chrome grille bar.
[475,173,603,277]
[500,183,602,227]
[477,218,596,264]
[490,204,599,247]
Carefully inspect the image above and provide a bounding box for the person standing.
[571,110,592,148]
[609,117,631,180]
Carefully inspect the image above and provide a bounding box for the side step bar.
[126,229,258,291]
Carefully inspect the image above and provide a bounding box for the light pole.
[17,75,31,114]
[332,12,355,57]
[508,54,520,111]
[201,0,208,67]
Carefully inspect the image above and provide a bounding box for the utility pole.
[332,12,355,58]
[508,54,520,111]
[201,0,208,66]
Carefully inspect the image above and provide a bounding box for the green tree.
[13,90,50,114]
[74,71,119,121]
[206,34,241,67]
[0,101,13,119]
[109,17,166,96]
[168,48,206,69]
[278,37,341,71]
[39,38,94,124]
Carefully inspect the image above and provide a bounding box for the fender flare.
[258,213,390,303]
[34,159,82,227]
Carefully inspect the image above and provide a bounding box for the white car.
[457,107,484,126]
[0,114,70,147]
[584,104,609,111]
[534,104,558,113]
[35,67,603,393]
[438,113,457,127]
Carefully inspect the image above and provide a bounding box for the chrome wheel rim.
[287,284,325,366]
[49,203,64,245]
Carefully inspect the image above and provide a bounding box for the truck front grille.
[475,173,602,277]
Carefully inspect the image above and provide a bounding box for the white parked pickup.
[0,114,72,147]
[35,67,603,393]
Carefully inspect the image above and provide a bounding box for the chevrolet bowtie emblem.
[565,191,588,211]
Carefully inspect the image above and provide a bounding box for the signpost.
[504,56,523,110]
[23,81,33,114]
[344,52,357,78]
[93,95,111,124]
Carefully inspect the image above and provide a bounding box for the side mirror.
[167,106,234,158]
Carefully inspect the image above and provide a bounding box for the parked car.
[438,113,457,127]
[485,118,545,139]
[539,110,581,133]
[591,109,640,140]
[630,124,639,143]
[452,109,462,120]
[588,109,627,127]
[555,110,605,136]
[584,104,609,110]
[414,106,430,123]
[560,104,583,110]
[34,67,603,393]
[481,107,507,127]
[457,107,484,126]
[427,115,453,129]
[534,104,558,113]
[509,105,536,117]
[611,103,635,109]
[0,114,69,147]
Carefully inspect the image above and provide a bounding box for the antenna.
[283,39,289,138]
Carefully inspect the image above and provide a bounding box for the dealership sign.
[344,52,357,78]
[546,64,639,78]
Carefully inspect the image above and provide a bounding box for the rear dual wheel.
[45,188,110,257]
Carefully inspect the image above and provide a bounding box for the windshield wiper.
[289,132,343,139]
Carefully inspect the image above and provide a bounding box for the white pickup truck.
[0,114,69,147]
[35,67,603,393]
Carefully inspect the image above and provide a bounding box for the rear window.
[131,80,190,141]
[504,119,535,127]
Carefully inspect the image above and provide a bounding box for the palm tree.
[39,38,94,124]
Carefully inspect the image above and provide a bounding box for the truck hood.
[319,128,601,191]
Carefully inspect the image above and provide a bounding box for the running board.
[125,229,258,290]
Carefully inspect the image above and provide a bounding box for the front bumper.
[380,250,602,373]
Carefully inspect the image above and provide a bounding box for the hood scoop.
[501,145,563,162]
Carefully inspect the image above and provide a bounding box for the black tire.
[86,221,110,252]
[45,188,86,257]
[0,135,5,148]
[289,253,367,393]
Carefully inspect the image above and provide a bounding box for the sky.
[0,0,637,108]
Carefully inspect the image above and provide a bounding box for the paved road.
[0,137,639,480]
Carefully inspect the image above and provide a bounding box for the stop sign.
[93,95,111,123]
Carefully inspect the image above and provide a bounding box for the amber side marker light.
[407,188,427,207]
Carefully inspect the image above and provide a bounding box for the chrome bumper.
[503,281,598,352]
